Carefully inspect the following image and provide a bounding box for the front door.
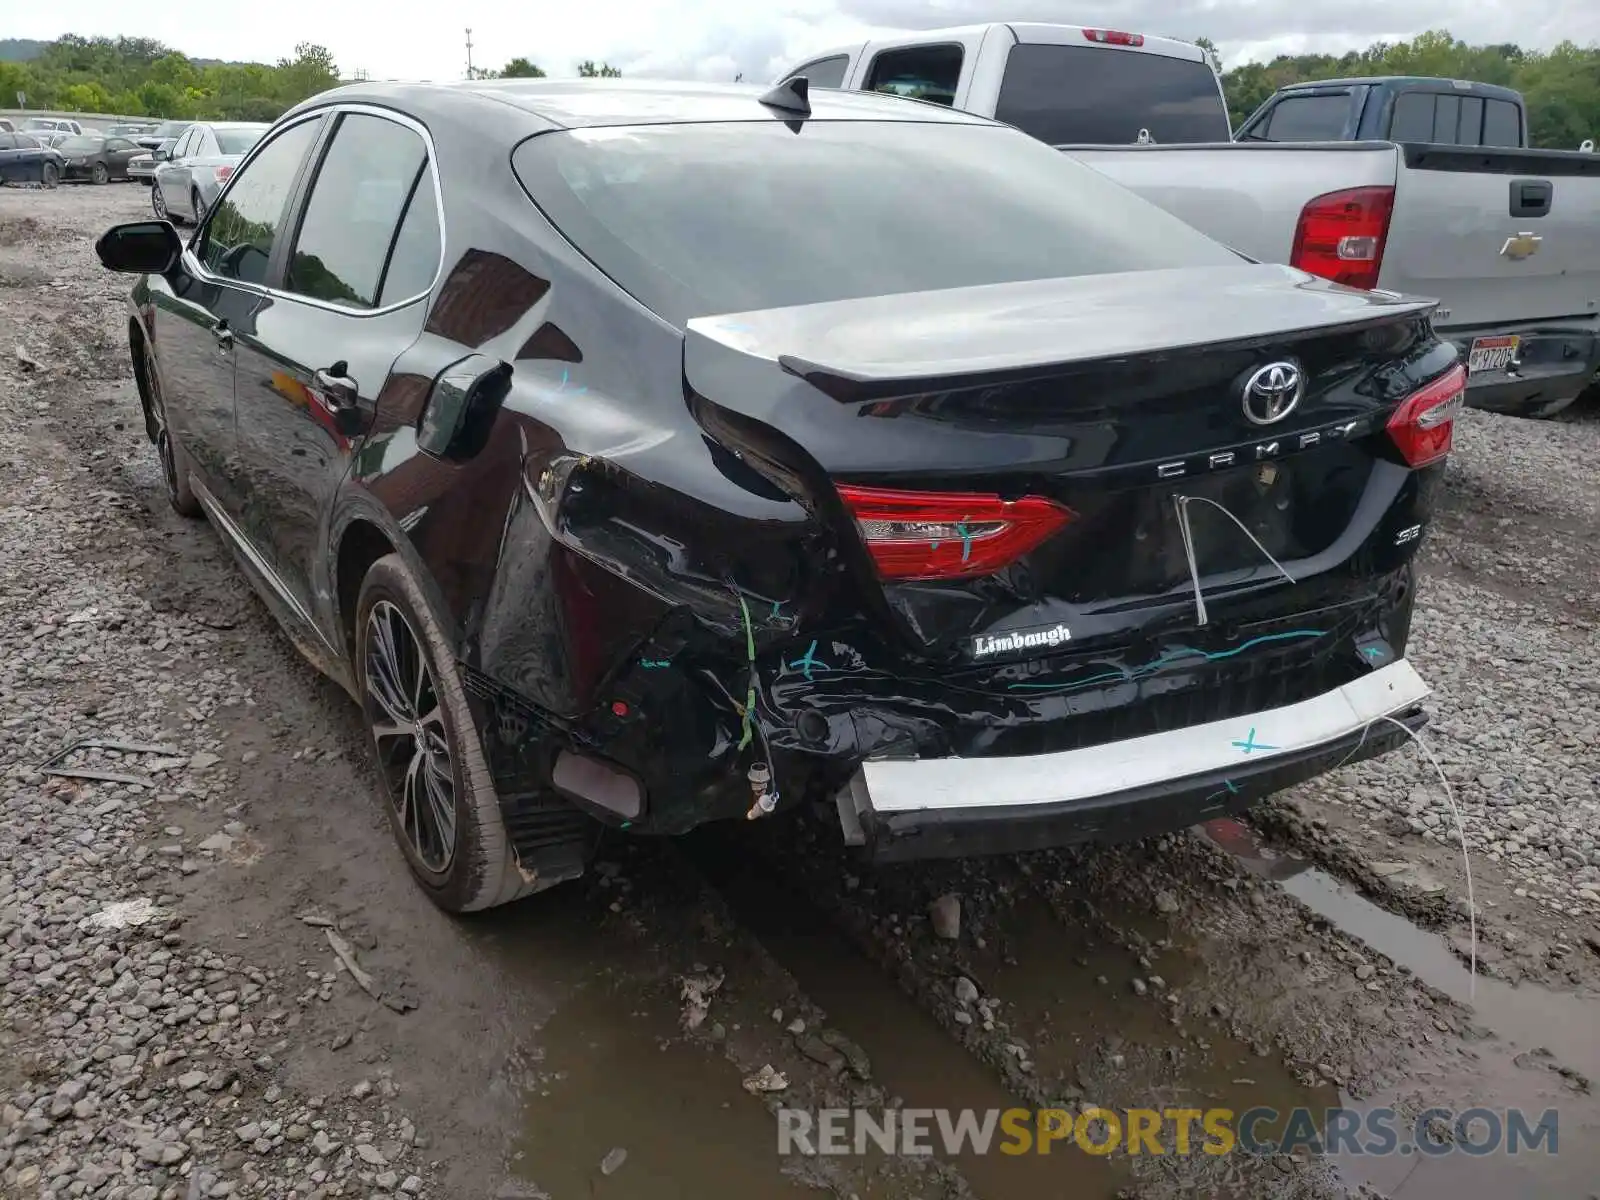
[233,108,441,639]
[176,115,326,531]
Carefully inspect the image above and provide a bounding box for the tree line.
[1210,29,1600,148]
[0,35,620,121]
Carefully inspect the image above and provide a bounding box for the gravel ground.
[1,182,1596,1200]
[1263,401,1600,989]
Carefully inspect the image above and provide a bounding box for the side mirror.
[95,221,184,275]
[152,148,170,161]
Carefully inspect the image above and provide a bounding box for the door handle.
[314,364,359,408]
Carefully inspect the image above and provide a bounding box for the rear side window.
[286,113,433,310]
[514,120,1241,329]
[1431,95,1460,143]
[200,117,322,285]
[994,44,1230,144]
[865,45,961,107]
[377,173,442,307]
[787,55,850,90]
[1484,99,1520,147]
[1258,93,1350,141]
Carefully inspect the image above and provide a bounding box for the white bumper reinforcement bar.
[837,659,1430,837]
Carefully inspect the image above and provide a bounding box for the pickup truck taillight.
[836,484,1073,581]
[1386,364,1467,468]
[1291,186,1395,291]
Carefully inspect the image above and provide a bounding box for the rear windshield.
[216,128,264,154]
[513,120,1240,327]
[994,44,1230,144]
[153,121,190,138]
[59,136,102,153]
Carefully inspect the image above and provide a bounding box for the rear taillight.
[836,484,1073,581]
[214,165,234,183]
[1083,28,1145,46]
[1386,363,1467,468]
[1290,186,1395,291]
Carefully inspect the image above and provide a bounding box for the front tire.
[91,162,109,185]
[151,184,168,221]
[355,555,538,912]
[41,162,58,189]
[135,338,201,518]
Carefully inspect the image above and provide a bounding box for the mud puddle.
[1203,817,1599,1078]
[480,872,823,1200]
[1203,817,1600,1199]
[692,832,1128,1199]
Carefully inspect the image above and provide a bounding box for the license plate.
[1467,335,1519,375]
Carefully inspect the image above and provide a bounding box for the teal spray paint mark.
[1008,629,1327,694]
[1230,727,1277,755]
[787,639,826,681]
[556,368,587,396]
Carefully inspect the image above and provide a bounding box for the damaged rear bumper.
[836,659,1429,861]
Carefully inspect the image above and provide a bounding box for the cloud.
[10,0,1600,86]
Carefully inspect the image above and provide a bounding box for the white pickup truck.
[778,23,1600,417]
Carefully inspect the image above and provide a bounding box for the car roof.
[297,78,998,131]
[1279,76,1522,102]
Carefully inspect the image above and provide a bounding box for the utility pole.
[465,28,475,80]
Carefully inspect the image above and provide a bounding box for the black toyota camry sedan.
[96,79,1459,912]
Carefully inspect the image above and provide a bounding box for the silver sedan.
[150,122,269,225]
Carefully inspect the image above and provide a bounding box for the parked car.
[127,138,178,186]
[777,25,1600,418]
[0,118,14,134]
[55,134,144,183]
[21,117,83,138]
[97,79,1451,910]
[107,122,159,138]
[150,122,269,224]
[0,132,63,187]
[135,120,193,152]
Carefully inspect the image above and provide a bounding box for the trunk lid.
[684,263,1438,658]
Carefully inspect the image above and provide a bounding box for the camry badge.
[1240,361,1304,426]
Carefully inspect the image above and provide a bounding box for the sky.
[12,0,1600,84]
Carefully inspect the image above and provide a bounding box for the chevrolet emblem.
[1500,232,1543,261]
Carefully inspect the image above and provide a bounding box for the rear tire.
[151,184,167,221]
[355,554,540,912]
[191,189,207,225]
[91,162,109,185]
[41,162,58,189]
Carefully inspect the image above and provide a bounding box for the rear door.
[233,106,442,633]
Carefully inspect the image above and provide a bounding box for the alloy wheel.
[151,185,166,219]
[192,191,206,224]
[92,162,108,185]
[363,600,457,873]
[41,162,58,189]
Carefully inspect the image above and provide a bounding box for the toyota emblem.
[1240,361,1304,425]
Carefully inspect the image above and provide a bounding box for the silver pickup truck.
[778,24,1600,417]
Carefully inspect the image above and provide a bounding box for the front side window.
[514,120,1241,328]
[1258,94,1350,142]
[285,113,432,309]
[865,45,962,107]
[199,117,322,286]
